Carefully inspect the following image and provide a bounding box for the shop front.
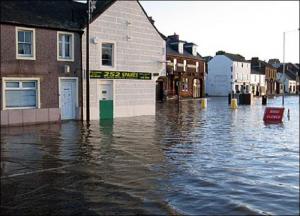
[89,71,154,120]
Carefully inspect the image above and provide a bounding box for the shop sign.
[263,107,284,123]
[90,71,152,80]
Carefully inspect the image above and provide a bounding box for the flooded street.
[1,96,299,215]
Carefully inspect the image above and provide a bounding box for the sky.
[140,1,299,63]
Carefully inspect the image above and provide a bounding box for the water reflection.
[1,96,299,215]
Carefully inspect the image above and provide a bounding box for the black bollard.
[262,95,267,105]
[228,93,231,105]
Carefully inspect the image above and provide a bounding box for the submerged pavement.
[1,96,299,215]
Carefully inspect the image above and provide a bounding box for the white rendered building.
[82,0,166,120]
[206,52,251,96]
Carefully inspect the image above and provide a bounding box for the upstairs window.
[16,27,35,60]
[57,32,74,61]
[178,42,184,54]
[102,43,114,67]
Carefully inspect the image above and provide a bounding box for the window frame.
[100,41,116,69]
[57,31,75,62]
[2,77,41,110]
[16,27,36,60]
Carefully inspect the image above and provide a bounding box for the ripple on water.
[1,96,299,215]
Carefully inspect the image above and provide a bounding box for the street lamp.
[86,0,96,122]
[282,28,299,106]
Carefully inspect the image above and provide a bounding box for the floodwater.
[1,96,299,215]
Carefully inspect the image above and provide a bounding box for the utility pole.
[282,28,299,106]
[282,32,285,106]
[86,0,96,122]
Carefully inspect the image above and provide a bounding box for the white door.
[98,83,113,101]
[60,79,76,120]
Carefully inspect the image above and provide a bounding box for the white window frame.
[183,60,187,72]
[100,40,116,70]
[16,27,36,60]
[57,31,74,62]
[178,42,184,54]
[173,58,177,71]
[2,77,41,110]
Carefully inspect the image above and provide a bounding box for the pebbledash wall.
[82,1,166,120]
[0,24,82,126]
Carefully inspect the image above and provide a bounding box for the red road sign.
[263,107,285,123]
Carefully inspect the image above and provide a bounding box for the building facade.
[251,58,277,96]
[250,69,266,96]
[81,0,166,120]
[0,1,83,127]
[206,52,251,96]
[164,34,205,99]
[276,63,299,94]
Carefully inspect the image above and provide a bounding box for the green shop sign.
[90,71,152,80]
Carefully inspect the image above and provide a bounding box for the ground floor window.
[3,79,39,109]
[182,78,188,91]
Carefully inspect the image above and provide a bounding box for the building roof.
[251,68,264,75]
[0,0,87,31]
[216,52,248,63]
[277,63,299,80]
[0,0,163,40]
[166,44,204,61]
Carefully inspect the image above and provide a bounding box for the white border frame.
[2,77,41,110]
[16,27,36,60]
[99,40,117,70]
[58,77,79,119]
[57,31,75,62]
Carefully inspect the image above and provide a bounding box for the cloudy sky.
[140,1,299,63]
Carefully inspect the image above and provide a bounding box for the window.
[3,79,39,109]
[178,42,184,54]
[182,78,189,91]
[102,43,114,66]
[16,27,35,59]
[173,58,177,71]
[57,32,74,61]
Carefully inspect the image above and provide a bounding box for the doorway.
[99,81,113,119]
[59,78,77,120]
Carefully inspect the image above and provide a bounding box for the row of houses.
[0,0,208,127]
[206,52,299,97]
[0,0,298,127]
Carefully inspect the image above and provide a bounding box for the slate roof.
[277,63,299,80]
[0,0,164,40]
[0,0,87,31]
[166,45,204,61]
[222,53,249,63]
[251,68,264,75]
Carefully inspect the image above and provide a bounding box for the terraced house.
[162,33,206,100]
[1,0,166,126]
[0,0,84,126]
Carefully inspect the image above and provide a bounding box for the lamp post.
[282,28,299,106]
[86,0,96,122]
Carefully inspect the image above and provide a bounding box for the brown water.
[1,96,299,215]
